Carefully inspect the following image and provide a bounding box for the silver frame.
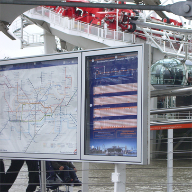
[0,52,81,160]
[81,45,149,164]
[0,45,149,163]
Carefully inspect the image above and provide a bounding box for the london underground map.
[0,58,78,155]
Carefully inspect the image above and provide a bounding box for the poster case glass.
[81,46,144,163]
[0,53,81,160]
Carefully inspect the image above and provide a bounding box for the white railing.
[25,7,137,43]
[14,30,44,46]
[12,17,44,47]
[26,6,140,43]
[150,111,192,124]
[24,6,192,58]
[22,32,44,45]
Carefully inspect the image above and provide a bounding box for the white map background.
[0,62,78,154]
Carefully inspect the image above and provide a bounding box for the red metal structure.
[44,0,182,33]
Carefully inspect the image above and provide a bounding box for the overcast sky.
[0,24,44,60]
[0,0,188,60]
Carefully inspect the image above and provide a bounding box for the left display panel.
[0,53,81,160]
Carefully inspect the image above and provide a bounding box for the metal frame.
[1,0,192,18]
[0,45,150,164]
[0,52,81,160]
[81,45,149,164]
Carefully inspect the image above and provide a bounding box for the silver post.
[82,162,89,192]
[112,164,126,192]
[167,129,173,192]
[40,160,46,192]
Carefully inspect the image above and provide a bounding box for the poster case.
[0,53,81,160]
[81,45,148,164]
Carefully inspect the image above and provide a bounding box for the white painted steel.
[82,162,89,192]
[167,129,173,192]
[40,161,46,192]
[23,6,192,58]
[113,164,126,192]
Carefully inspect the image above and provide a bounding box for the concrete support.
[82,162,89,192]
[112,164,126,192]
[60,40,75,51]
[43,30,56,54]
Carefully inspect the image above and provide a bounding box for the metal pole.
[0,1,170,12]
[116,1,118,32]
[150,106,192,115]
[40,160,46,192]
[184,34,188,60]
[20,16,23,49]
[112,164,126,192]
[167,129,173,192]
[82,162,89,192]
[166,96,173,192]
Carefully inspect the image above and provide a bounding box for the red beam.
[151,123,192,130]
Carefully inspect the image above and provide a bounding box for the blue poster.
[85,51,138,157]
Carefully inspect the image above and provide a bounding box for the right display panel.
[82,45,146,163]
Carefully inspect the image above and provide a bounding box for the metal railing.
[2,158,192,192]
[12,17,44,47]
[25,7,128,41]
[24,6,192,58]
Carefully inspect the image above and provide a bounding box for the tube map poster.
[0,58,78,155]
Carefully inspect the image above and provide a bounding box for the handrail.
[24,6,192,58]
[12,17,44,46]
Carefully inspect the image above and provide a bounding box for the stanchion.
[112,164,126,192]
[167,129,173,192]
[40,160,46,192]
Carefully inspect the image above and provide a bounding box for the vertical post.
[151,96,157,159]
[54,13,55,26]
[40,161,46,192]
[112,164,126,192]
[42,6,44,17]
[72,18,74,29]
[101,28,103,38]
[184,34,188,60]
[82,162,89,192]
[116,1,118,32]
[167,129,173,192]
[104,23,107,38]
[167,95,173,192]
[88,24,89,34]
[43,30,56,54]
[132,34,135,43]
[164,35,166,52]
[20,16,23,49]
[77,21,79,30]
